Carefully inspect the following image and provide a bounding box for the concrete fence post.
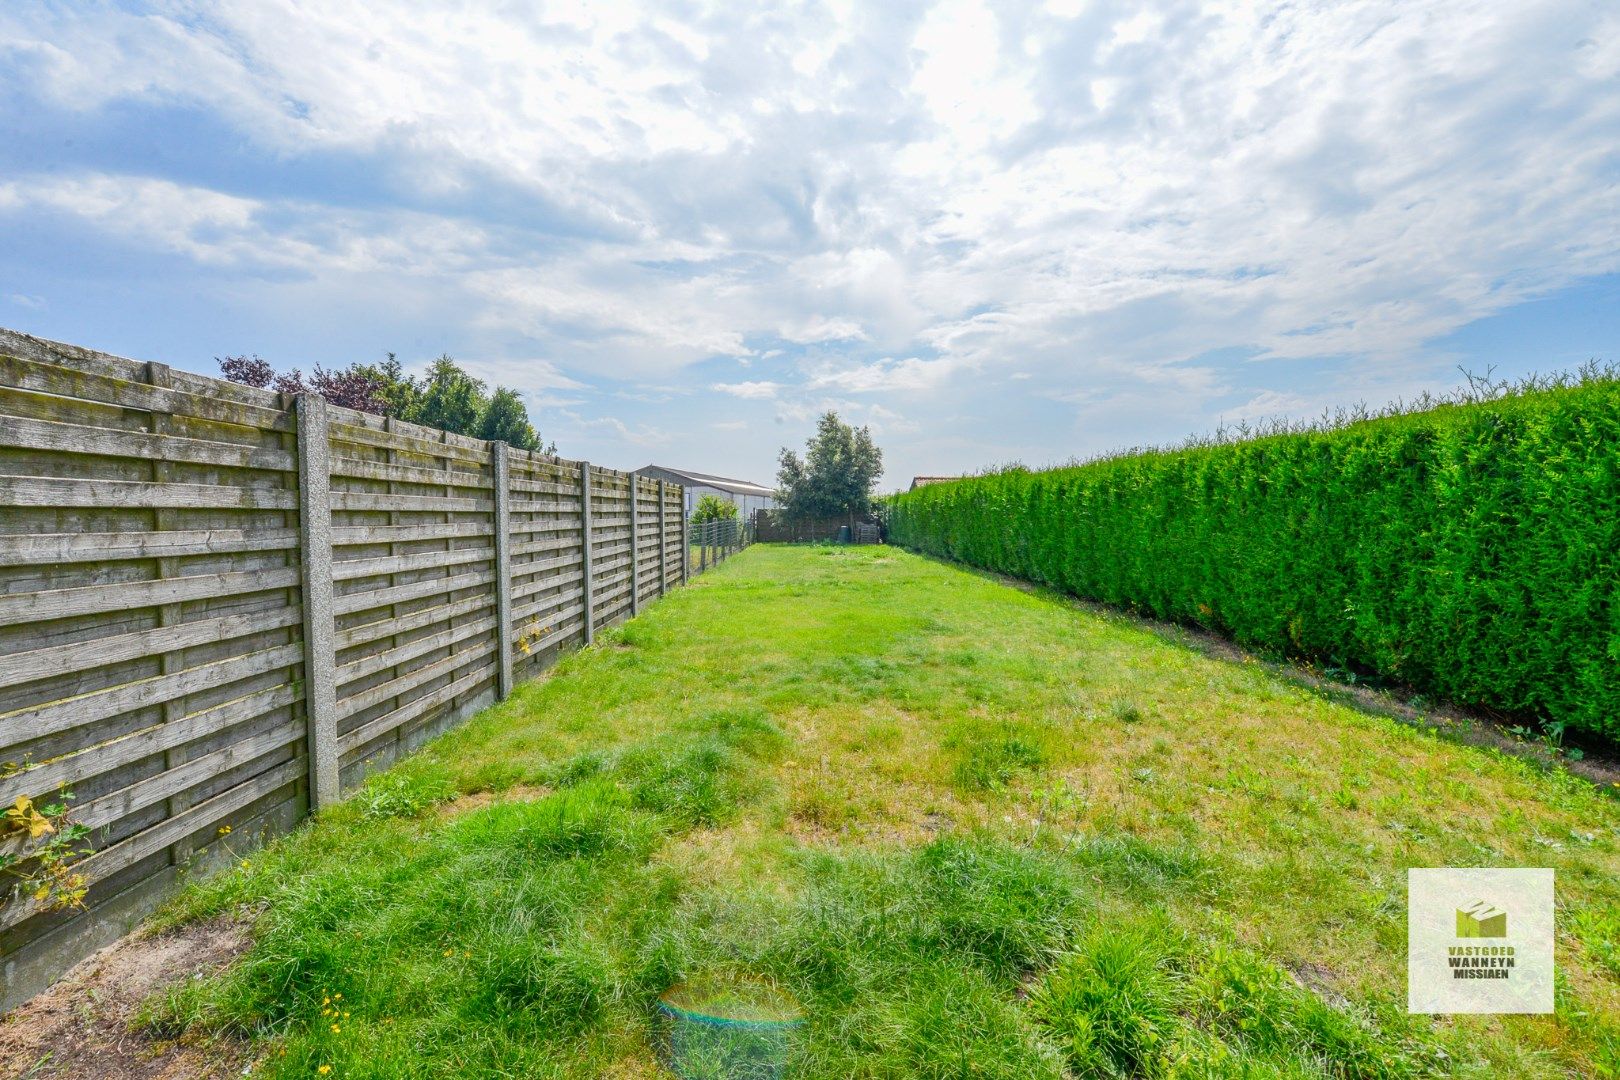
[580,460,594,644]
[658,479,669,596]
[492,442,513,698]
[629,472,641,616]
[681,491,690,585]
[295,394,339,809]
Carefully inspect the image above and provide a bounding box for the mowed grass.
[147,545,1620,1077]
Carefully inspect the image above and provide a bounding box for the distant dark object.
[909,475,959,492]
[753,510,882,544]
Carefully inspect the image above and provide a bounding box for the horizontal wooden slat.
[328,419,488,465]
[332,567,494,617]
[0,352,293,432]
[337,615,496,691]
[512,595,586,627]
[76,717,303,831]
[512,535,578,558]
[329,456,487,489]
[329,490,493,514]
[337,638,495,721]
[0,528,300,568]
[0,567,301,627]
[0,643,304,747]
[0,684,300,808]
[335,595,490,652]
[0,475,297,510]
[333,546,493,582]
[332,521,490,546]
[512,569,584,603]
[338,661,494,755]
[0,608,302,686]
[0,414,296,471]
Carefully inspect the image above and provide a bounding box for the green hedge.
[889,381,1620,744]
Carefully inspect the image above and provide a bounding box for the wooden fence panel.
[0,328,692,1012]
[0,331,306,1011]
[327,412,500,783]
[507,452,588,682]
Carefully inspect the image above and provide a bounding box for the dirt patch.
[1287,959,1350,1010]
[438,783,551,817]
[0,918,254,1080]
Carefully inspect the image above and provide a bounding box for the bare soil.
[0,918,254,1080]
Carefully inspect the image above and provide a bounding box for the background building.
[637,465,777,518]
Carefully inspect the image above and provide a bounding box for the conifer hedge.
[889,378,1620,744]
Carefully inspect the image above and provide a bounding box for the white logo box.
[1408,867,1554,1014]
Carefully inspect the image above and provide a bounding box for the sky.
[1,1,1617,490]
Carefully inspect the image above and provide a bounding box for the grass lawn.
[147,545,1620,1077]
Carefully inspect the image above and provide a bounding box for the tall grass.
[889,367,1620,743]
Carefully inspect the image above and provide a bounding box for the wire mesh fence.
[687,516,752,576]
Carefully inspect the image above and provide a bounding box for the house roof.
[909,475,959,491]
[638,465,775,498]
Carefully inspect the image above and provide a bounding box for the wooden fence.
[0,328,689,1010]
[751,510,882,544]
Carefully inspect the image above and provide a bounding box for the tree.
[348,353,418,419]
[775,411,883,520]
[690,493,739,523]
[478,386,539,450]
[216,354,274,388]
[219,350,551,451]
[408,355,487,435]
[309,365,386,413]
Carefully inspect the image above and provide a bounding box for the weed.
[952,731,1048,791]
[351,767,457,820]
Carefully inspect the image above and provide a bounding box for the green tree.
[776,411,884,519]
[408,355,487,436]
[352,353,420,420]
[690,493,740,523]
[478,387,540,450]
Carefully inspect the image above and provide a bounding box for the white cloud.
[1,0,1616,484]
[778,315,868,344]
[808,357,960,393]
[712,380,782,400]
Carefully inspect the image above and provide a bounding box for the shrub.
[888,373,1620,744]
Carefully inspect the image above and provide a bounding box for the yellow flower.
[318,1067,331,1076]
[333,993,342,1000]
[217,824,232,836]
[330,1023,341,1034]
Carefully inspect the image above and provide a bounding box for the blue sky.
[1,1,1617,489]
